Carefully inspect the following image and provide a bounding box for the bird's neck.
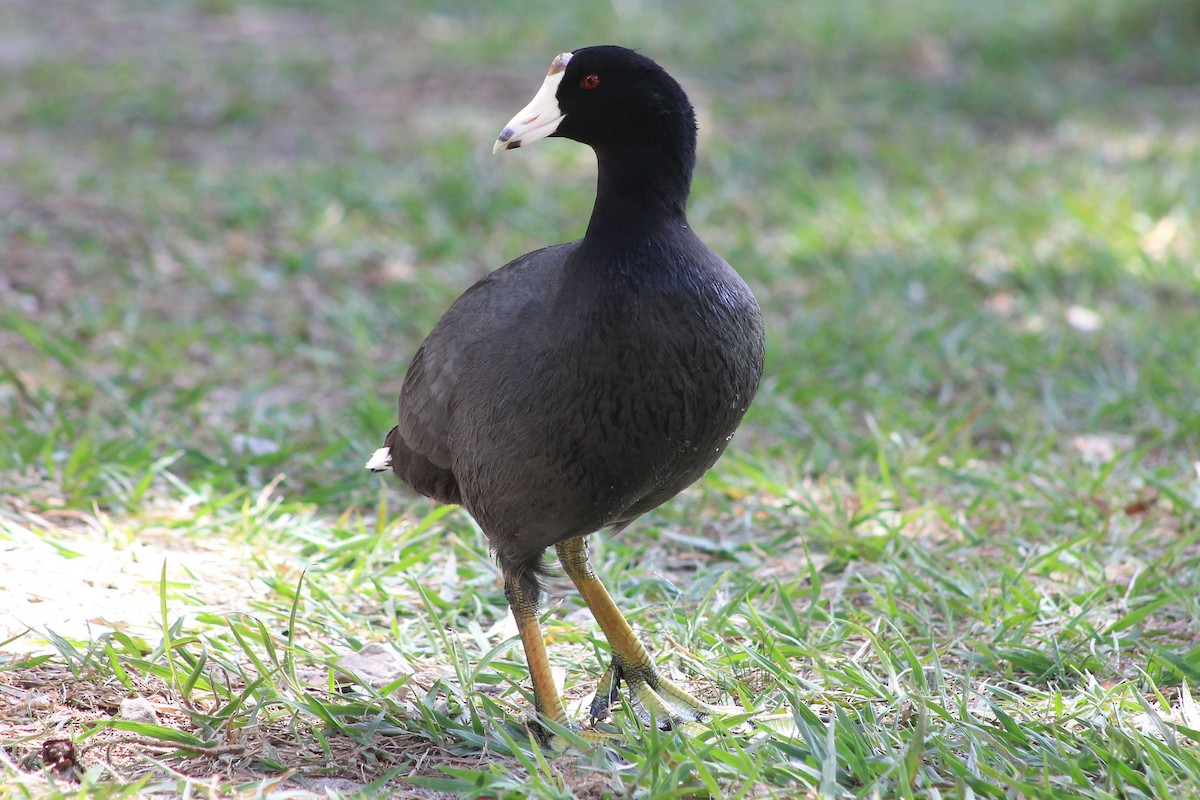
[581,139,695,251]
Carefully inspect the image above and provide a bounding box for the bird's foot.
[588,660,716,730]
[587,660,798,739]
[528,714,620,753]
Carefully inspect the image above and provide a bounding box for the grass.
[1,0,1199,796]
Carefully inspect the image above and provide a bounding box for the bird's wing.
[396,332,457,468]
[394,242,576,472]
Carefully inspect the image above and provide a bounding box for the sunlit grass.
[2,0,1199,797]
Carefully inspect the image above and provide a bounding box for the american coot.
[368,46,764,747]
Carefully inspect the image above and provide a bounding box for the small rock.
[119,696,159,725]
[336,642,413,698]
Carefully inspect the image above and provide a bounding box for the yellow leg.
[556,537,714,730]
[505,543,798,749]
[504,570,621,749]
[504,571,570,730]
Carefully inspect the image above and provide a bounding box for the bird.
[367,45,765,748]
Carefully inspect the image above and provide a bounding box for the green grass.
[2,0,1199,797]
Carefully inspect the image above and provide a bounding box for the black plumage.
[371,45,764,746]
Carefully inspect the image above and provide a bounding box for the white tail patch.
[365,447,392,472]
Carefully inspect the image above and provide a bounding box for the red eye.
[581,73,600,90]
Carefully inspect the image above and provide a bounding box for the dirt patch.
[0,497,266,647]
[0,498,557,797]
[1,663,503,798]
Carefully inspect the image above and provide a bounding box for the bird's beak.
[493,52,572,154]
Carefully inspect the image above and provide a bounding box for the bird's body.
[370,46,765,746]
[387,231,763,576]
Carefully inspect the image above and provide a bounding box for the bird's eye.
[581,73,601,90]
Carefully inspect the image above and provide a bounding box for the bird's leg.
[503,569,574,745]
[556,537,715,730]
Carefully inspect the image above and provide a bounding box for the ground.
[2,0,1199,798]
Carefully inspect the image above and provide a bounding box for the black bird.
[368,46,765,747]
